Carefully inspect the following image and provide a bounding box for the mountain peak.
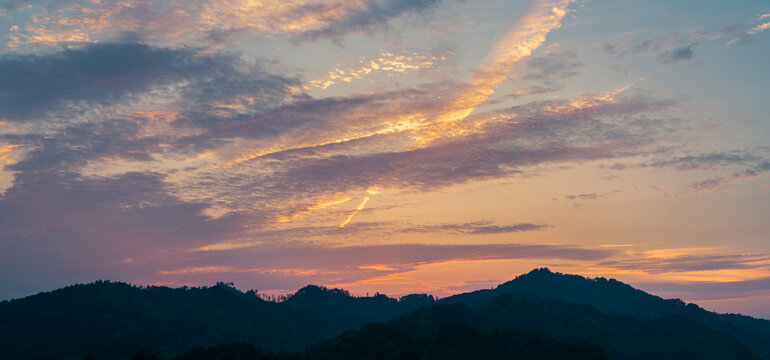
[517,267,557,278]
[291,285,351,299]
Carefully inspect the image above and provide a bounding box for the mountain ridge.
[441,267,770,358]
[1,268,768,359]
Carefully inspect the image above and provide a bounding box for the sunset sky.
[0,0,769,318]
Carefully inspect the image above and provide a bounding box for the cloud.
[749,22,770,34]
[712,22,753,46]
[635,150,770,198]
[0,38,684,299]
[600,14,770,64]
[0,42,300,122]
[0,43,188,120]
[689,177,729,193]
[180,0,578,169]
[657,44,695,63]
[504,48,583,99]
[0,0,65,11]
[251,92,678,197]
[0,1,619,289]
[241,242,613,268]
[604,149,770,178]
[564,193,601,201]
[194,0,577,165]
[521,48,583,83]
[3,0,448,51]
[616,37,700,64]
[599,42,623,55]
[178,85,446,149]
[605,148,770,200]
[155,88,681,221]
[296,0,445,42]
[634,277,770,301]
[401,221,550,235]
[3,119,163,171]
[683,167,767,197]
[598,252,770,274]
[194,219,548,252]
[644,151,763,171]
[0,1,716,301]
[0,41,304,181]
[307,50,448,89]
[0,171,244,247]
[0,170,249,297]
[154,242,615,288]
[414,0,574,142]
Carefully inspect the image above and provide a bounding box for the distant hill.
[0,281,432,359]
[441,268,770,359]
[1,268,768,359]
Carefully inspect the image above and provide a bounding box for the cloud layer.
[0,0,768,317]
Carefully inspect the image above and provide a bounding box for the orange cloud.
[749,22,770,34]
[277,196,353,223]
[220,0,574,167]
[339,195,370,228]
[5,0,439,50]
[413,0,574,145]
[159,266,234,275]
[0,144,19,170]
[308,51,446,89]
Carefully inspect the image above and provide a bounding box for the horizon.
[4,267,769,320]
[1,0,769,321]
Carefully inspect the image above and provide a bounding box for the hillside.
[441,268,770,358]
[131,296,758,360]
[0,281,433,359]
[1,269,768,359]
[308,296,757,360]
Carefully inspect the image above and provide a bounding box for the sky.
[0,0,769,318]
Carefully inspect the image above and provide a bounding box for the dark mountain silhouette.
[131,296,756,360]
[308,295,757,360]
[307,319,611,360]
[0,281,431,359]
[1,268,767,359]
[442,268,770,359]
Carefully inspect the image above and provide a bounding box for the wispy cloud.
[3,0,448,51]
[634,277,770,301]
[1,0,766,308]
[634,150,770,199]
[0,43,300,122]
[657,44,695,64]
[599,12,770,64]
[156,242,615,287]
[401,221,550,235]
[307,50,447,89]
[644,151,765,171]
[598,252,770,274]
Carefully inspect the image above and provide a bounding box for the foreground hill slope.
[310,296,757,360]
[1,268,768,359]
[138,296,758,360]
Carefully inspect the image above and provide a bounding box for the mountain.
[441,268,770,359]
[1,269,768,359]
[0,281,432,360]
